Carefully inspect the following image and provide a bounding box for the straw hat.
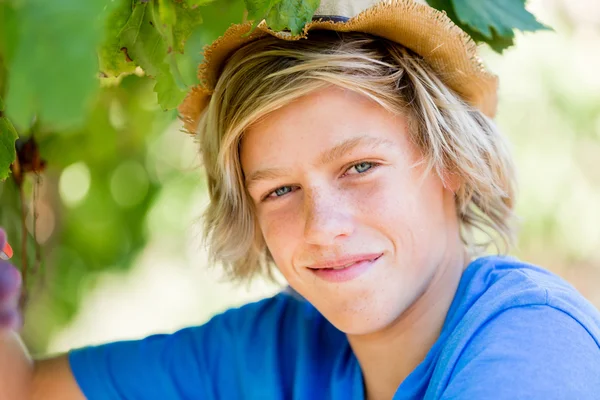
[178,0,498,134]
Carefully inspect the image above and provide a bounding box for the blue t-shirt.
[69,256,600,399]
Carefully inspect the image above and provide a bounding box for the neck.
[347,249,468,400]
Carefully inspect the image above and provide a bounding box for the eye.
[346,161,377,175]
[264,185,294,200]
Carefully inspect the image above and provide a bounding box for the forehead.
[240,86,413,170]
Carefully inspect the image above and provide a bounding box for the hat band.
[311,15,350,23]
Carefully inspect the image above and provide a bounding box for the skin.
[241,86,468,399]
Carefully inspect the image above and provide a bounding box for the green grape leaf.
[426,0,548,53]
[467,26,516,53]
[98,0,138,78]
[176,0,246,85]
[245,0,273,22]
[451,0,549,39]
[0,97,18,181]
[172,2,204,54]
[154,69,187,109]
[118,2,165,77]
[154,0,204,54]
[245,0,319,35]
[158,0,178,27]
[118,2,188,110]
[5,0,107,129]
[266,0,319,33]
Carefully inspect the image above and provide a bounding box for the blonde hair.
[195,31,517,282]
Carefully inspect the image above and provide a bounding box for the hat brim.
[178,0,498,135]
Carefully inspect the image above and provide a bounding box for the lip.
[307,253,382,283]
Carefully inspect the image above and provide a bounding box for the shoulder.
[438,304,600,399]
[447,255,600,352]
[454,255,600,325]
[460,255,575,300]
[432,256,600,399]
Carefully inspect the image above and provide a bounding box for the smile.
[307,253,382,283]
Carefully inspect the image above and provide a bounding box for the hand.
[0,228,22,332]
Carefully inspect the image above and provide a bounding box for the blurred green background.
[0,0,599,356]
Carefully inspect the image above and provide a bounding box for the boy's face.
[241,86,463,335]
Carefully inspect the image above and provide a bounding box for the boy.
[1,0,599,398]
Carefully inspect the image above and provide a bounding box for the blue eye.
[352,162,373,174]
[271,186,293,198]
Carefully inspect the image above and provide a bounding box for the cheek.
[354,169,416,228]
[357,168,447,248]
[257,206,302,271]
[398,181,449,256]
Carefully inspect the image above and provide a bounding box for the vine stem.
[33,173,42,276]
[18,174,28,309]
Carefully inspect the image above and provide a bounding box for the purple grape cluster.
[0,228,22,331]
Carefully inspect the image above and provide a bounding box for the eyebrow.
[245,135,394,189]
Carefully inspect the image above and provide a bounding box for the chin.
[317,295,407,336]
[328,311,399,336]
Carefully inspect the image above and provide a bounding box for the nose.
[303,188,354,246]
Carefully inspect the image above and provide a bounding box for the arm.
[1,228,84,400]
[0,332,85,400]
[0,331,33,400]
[440,305,600,399]
[33,354,86,400]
